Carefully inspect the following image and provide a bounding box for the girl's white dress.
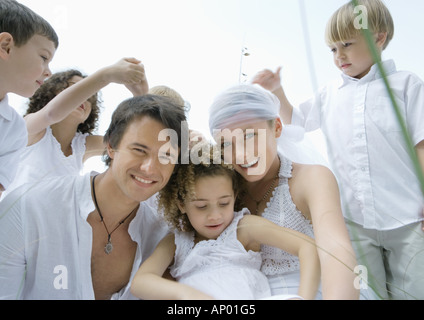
[170,209,272,300]
[1,126,88,199]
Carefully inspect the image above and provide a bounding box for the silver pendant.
[104,241,113,255]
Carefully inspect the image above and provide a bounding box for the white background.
[11,0,424,172]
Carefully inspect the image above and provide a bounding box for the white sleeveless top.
[170,209,272,300]
[260,153,315,276]
[2,126,88,197]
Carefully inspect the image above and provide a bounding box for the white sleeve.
[277,125,329,167]
[405,75,424,146]
[283,86,329,166]
[291,86,329,133]
[0,116,27,190]
[0,189,27,299]
[0,144,25,190]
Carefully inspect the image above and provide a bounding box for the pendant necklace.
[248,163,280,215]
[91,175,138,255]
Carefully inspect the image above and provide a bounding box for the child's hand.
[252,66,283,93]
[121,57,149,96]
[124,65,149,97]
[103,58,149,95]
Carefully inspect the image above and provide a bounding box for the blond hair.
[149,85,185,108]
[325,0,394,50]
[158,143,245,232]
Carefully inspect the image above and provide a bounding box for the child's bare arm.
[25,58,146,144]
[292,164,359,299]
[130,233,214,300]
[252,67,294,125]
[238,214,320,300]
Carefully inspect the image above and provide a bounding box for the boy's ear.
[375,32,388,49]
[0,32,14,59]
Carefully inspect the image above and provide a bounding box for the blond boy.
[253,0,424,300]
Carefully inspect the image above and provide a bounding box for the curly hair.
[158,143,246,232]
[25,70,102,134]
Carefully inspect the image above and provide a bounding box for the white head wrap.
[209,84,280,132]
[208,84,329,166]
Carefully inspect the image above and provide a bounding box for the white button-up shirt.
[0,95,28,191]
[292,60,424,230]
[0,173,169,299]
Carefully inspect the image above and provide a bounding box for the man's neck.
[91,172,139,227]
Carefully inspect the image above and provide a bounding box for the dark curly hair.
[25,70,102,134]
[158,142,246,232]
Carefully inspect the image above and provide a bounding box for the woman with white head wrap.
[209,84,327,166]
[209,84,359,300]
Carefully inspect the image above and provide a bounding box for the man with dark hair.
[0,95,186,300]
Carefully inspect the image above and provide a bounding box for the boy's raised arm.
[25,58,148,140]
[252,67,294,125]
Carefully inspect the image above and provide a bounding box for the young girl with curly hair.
[1,57,148,199]
[130,144,320,300]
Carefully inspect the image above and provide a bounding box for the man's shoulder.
[138,200,168,227]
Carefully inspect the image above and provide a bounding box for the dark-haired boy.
[0,0,58,196]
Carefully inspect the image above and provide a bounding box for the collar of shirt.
[77,172,96,221]
[0,95,13,121]
[77,172,163,247]
[76,172,168,299]
[339,59,397,89]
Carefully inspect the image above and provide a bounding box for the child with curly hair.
[130,144,320,300]
[1,57,148,199]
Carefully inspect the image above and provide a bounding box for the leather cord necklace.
[91,175,138,255]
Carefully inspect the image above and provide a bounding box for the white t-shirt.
[0,172,169,300]
[0,95,27,190]
[292,60,424,230]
